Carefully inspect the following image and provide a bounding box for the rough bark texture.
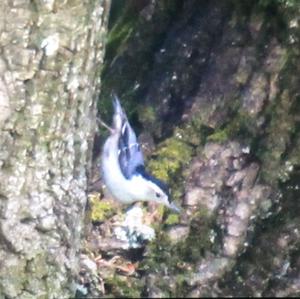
[88,0,300,297]
[0,1,110,298]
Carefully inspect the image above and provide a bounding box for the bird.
[100,95,180,213]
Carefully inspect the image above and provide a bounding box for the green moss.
[207,129,229,143]
[174,124,204,147]
[154,204,167,226]
[148,137,193,182]
[227,112,255,137]
[205,109,257,144]
[105,275,142,298]
[165,213,180,225]
[146,136,192,216]
[89,194,114,222]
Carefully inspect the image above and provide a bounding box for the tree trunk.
[0,1,110,298]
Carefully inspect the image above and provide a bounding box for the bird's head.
[137,168,181,213]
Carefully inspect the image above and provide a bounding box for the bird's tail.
[112,93,127,131]
[112,93,124,116]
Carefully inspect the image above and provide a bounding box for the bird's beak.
[168,201,181,213]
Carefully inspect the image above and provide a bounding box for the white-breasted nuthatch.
[100,95,180,212]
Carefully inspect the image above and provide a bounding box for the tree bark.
[0,1,110,298]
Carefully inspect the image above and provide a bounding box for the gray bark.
[0,1,110,298]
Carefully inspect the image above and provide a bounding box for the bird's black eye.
[155,192,161,198]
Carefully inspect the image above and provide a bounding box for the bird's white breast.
[101,135,148,204]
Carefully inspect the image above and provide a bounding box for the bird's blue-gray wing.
[118,121,144,179]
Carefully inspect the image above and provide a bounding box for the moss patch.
[165,213,180,225]
[105,275,143,298]
[206,106,257,144]
[89,193,114,222]
[148,137,193,182]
